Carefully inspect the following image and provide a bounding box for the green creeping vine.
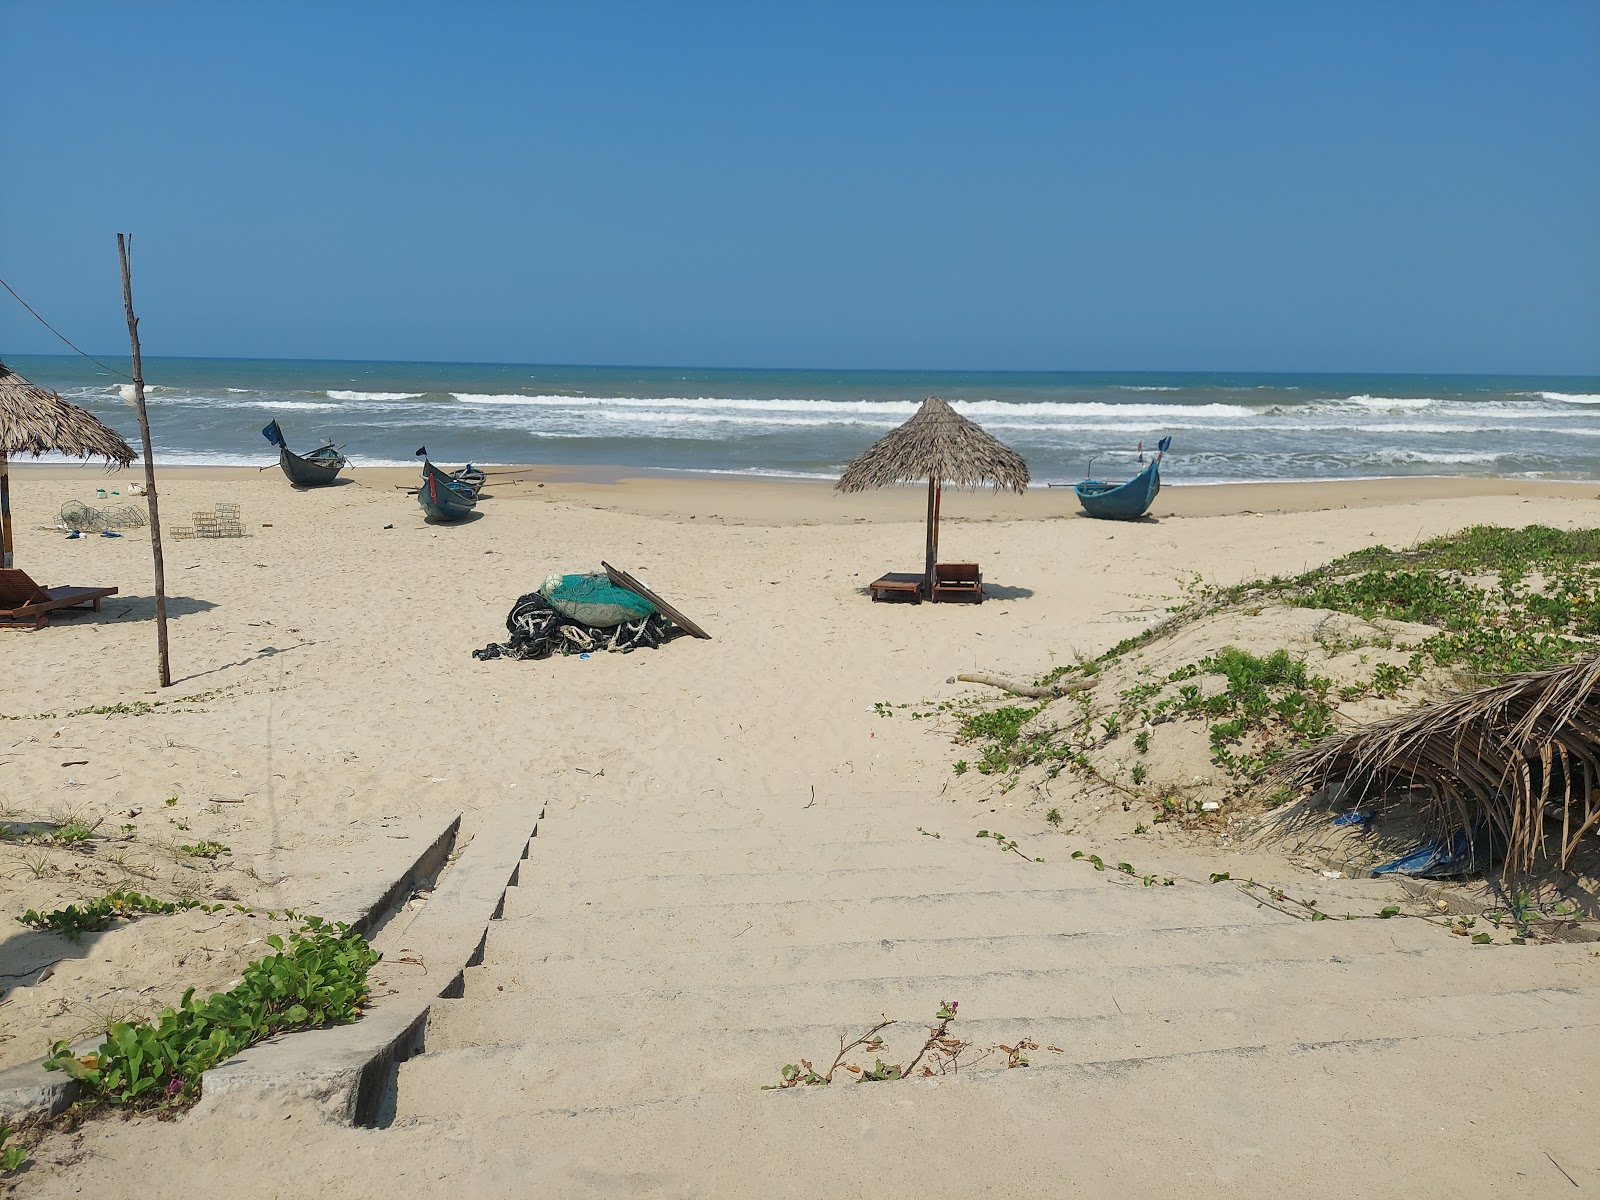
[18,892,218,942]
[45,917,380,1110]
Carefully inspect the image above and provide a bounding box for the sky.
[1,0,1597,374]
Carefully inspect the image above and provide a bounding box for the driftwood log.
[956,673,1091,699]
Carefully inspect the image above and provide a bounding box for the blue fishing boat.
[1073,437,1170,520]
[261,420,347,487]
[417,459,479,522]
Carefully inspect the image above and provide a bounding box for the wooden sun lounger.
[869,572,925,603]
[931,562,983,604]
[0,568,118,631]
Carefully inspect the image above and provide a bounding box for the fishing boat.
[261,420,348,487]
[417,458,479,522]
[1073,437,1171,520]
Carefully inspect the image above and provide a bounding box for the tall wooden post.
[0,448,12,570]
[923,476,941,593]
[118,233,172,687]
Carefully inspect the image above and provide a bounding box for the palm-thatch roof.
[1278,654,1600,874]
[0,359,135,464]
[835,396,1029,493]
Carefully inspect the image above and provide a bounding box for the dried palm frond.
[0,359,135,464]
[835,396,1028,493]
[1277,654,1600,873]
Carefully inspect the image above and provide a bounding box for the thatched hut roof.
[1278,654,1600,873]
[0,359,135,464]
[835,396,1029,493]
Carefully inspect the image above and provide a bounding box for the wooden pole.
[923,475,941,594]
[0,448,12,570]
[118,233,171,687]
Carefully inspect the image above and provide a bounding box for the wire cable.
[0,270,133,381]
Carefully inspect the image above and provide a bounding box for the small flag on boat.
[415,446,428,458]
[261,420,286,448]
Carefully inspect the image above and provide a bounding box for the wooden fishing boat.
[1073,437,1170,520]
[262,420,347,487]
[417,459,479,522]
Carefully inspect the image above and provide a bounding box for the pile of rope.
[472,591,683,661]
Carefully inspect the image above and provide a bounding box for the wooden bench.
[931,562,983,603]
[868,572,925,603]
[0,568,118,630]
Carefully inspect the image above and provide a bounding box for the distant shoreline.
[14,463,1595,525]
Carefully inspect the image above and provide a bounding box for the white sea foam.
[326,390,426,402]
[1338,395,1436,410]
[1538,392,1600,404]
[453,393,1261,420]
[259,400,339,411]
[1369,449,1502,465]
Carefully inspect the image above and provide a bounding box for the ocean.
[8,356,1598,485]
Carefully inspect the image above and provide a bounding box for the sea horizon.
[8,354,1598,486]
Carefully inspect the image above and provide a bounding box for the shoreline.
[13,462,1597,524]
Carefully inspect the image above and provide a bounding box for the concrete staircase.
[388,794,1600,1197]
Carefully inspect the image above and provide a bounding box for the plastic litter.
[1333,811,1374,827]
[1372,819,1498,879]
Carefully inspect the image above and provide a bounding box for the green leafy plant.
[19,891,225,941]
[1045,808,1062,827]
[45,916,379,1109]
[48,821,96,847]
[1,1125,27,1174]
[178,841,230,860]
[977,829,1040,863]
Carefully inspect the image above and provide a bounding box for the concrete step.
[396,983,1599,1121]
[486,877,1289,952]
[532,802,971,837]
[389,1022,1598,1200]
[520,834,975,882]
[421,938,1593,1047]
[468,914,1450,1002]
[502,858,1117,915]
[529,816,934,854]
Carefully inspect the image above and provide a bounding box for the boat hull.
[278,446,346,487]
[1073,459,1160,520]
[418,461,479,522]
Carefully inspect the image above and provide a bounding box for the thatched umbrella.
[836,395,1029,592]
[1278,654,1600,874]
[0,359,136,568]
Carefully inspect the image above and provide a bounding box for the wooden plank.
[601,562,712,640]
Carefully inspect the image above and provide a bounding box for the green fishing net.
[540,572,657,628]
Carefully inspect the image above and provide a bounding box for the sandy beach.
[3,465,1598,1195]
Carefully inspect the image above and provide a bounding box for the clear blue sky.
[2,0,1597,373]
